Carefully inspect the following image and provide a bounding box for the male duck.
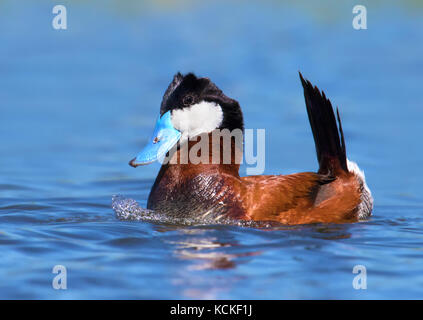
[129,72,373,225]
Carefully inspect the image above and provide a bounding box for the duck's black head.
[129,72,244,167]
[161,72,244,134]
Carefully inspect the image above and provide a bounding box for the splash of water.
[112,195,280,228]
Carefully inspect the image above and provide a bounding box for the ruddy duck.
[129,72,373,225]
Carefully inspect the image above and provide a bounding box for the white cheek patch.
[171,101,223,140]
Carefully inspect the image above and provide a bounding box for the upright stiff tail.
[299,72,347,176]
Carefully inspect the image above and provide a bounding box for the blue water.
[1,0,423,299]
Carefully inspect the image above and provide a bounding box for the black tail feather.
[299,72,348,175]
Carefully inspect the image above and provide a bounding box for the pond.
[0,0,422,299]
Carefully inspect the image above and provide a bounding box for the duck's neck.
[147,132,244,218]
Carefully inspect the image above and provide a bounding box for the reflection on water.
[1,0,423,299]
[165,228,259,299]
[167,228,260,271]
[172,235,242,271]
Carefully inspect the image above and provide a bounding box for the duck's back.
[240,171,363,224]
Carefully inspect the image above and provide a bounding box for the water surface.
[1,0,423,299]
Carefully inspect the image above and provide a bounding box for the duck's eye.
[183,95,194,106]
